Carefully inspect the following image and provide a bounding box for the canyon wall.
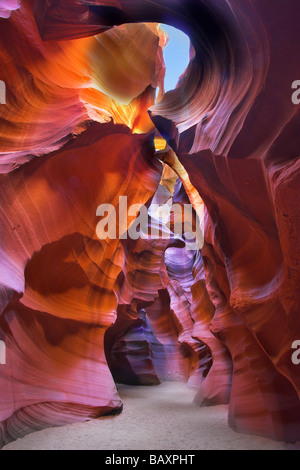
[0,0,300,445]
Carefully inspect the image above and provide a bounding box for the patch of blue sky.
[160,24,190,92]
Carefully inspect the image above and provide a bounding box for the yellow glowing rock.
[154,136,167,151]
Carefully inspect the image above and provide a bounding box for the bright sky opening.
[160,24,191,93]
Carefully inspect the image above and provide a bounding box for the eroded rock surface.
[1,0,300,445]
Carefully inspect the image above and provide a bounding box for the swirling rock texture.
[0,1,19,19]
[0,0,300,446]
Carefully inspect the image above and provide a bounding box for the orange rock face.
[1,0,300,446]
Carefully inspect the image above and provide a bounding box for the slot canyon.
[0,0,300,449]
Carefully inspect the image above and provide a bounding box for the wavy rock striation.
[0,0,300,445]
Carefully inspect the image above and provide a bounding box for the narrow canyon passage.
[3,383,300,450]
[1,0,300,449]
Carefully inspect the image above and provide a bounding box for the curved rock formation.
[0,0,20,19]
[0,120,163,444]
[1,0,300,446]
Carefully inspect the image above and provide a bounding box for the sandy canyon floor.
[3,382,300,450]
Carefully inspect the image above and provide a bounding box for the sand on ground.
[3,382,300,450]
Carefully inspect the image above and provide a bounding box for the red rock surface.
[1,0,300,446]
